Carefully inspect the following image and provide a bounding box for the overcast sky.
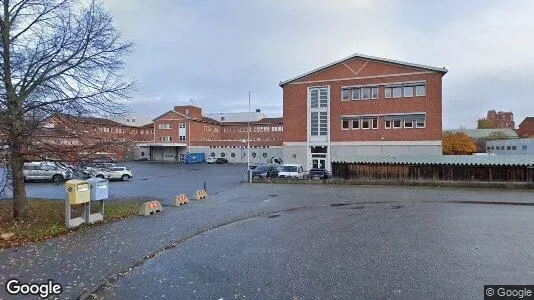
[103,0,534,129]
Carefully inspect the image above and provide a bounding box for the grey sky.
[103,0,534,129]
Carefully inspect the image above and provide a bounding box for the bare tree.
[0,0,133,218]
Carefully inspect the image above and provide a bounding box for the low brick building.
[518,117,534,138]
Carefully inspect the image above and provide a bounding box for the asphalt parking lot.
[4,162,247,203]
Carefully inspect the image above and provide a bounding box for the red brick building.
[138,105,283,163]
[279,53,447,171]
[518,117,534,137]
[478,110,515,129]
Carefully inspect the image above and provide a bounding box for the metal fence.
[332,163,534,183]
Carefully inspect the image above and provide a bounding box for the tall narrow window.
[371,87,379,99]
[342,119,349,130]
[352,88,360,100]
[385,87,392,98]
[310,89,319,108]
[403,85,414,97]
[372,118,378,129]
[361,87,371,99]
[319,112,328,135]
[415,84,426,96]
[342,89,350,101]
[351,118,360,130]
[319,89,328,107]
[393,87,402,98]
[311,112,319,136]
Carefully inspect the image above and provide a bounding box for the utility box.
[65,180,90,204]
[185,152,205,164]
[87,178,109,200]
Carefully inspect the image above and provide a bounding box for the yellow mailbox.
[65,180,90,204]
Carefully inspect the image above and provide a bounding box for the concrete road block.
[195,190,207,200]
[138,201,163,216]
[173,194,189,206]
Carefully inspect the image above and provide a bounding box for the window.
[231,153,235,158]
[372,118,378,129]
[512,146,517,150]
[415,84,426,96]
[385,120,392,129]
[416,116,426,128]
[263,153,268,158]
[319,88,328,108]
[385,87,392,98]
[522,145,527,150]
[160,136,171,142]
[393,86,403,98]
[311,112,318,136]
[361,87,371,100]
[210,152,215,157]
[342,89,350,101]
[158,124,171,130]
[319,112,328,135]
[221,152,226,157]
[179,135,186,141]
[351,119,360,130]
[342,119,349,130]
[221,117,225,121]
[371,87,379,99]
[403,85,414,97]
[404,119,413,128]
[361,118,370,129]
[252,152,257,158]
[352,88,360,100]
[310,88,319,107]
[179,123,186,129]
[506,146,511,150]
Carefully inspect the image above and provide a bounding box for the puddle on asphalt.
[391,205,404,209]
[329,203,350,207]
[267,214,281,218]
[349,206,365,209]
[268,194,279,197]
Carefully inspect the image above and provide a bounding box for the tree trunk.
[10,141,26,219]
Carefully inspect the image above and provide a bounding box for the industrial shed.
[332,155,534,183]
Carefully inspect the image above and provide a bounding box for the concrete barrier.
[195,189,207,200]
[173,194,189,206]
[138,201,163,216]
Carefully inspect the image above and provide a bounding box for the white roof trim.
[279,53,448,87]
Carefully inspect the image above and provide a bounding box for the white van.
[278,164,305,179]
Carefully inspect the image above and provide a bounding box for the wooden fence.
[332,162,534,183]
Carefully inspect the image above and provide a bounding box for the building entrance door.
[312,158,326,169]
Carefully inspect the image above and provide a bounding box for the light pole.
[247,91,251,183]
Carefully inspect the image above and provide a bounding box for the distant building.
[478,110,515,129]
[518,117,534,138]
[205,110,266,123]
[444,128,518,153]
[110,115,153,127]
[486,138,534,155]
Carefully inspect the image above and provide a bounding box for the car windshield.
[110,167,123,171]
[282,166,298,172]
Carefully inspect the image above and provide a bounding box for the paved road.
[1,184,533,299]
[6,162,247,203]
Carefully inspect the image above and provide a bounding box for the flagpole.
[247,91,251,183]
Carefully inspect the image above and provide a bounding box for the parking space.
[13,162,247,203]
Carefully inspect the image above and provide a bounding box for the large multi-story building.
[478,110,515,129]
[279,53,447,171]
[138,105,283,163]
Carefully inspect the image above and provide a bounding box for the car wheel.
[52,174,63,183]
[121,174,131,181]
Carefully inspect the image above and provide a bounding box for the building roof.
[53,114,124,127]
[444,128,518,139]
[279,52,448,87]
[205,111,266,123]
[332,155,534,166]
[519,117,534,127]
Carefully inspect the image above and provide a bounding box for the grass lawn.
[0,197,149,249]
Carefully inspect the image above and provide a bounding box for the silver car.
[23,162,71,183]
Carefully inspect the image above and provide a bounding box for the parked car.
[206,157,217,164]
[251,165,279,178]
[308,168,331,180]
[23,162,72,183]
[215,158,228,164]
[94,166,133,181]
[278,164,306,179]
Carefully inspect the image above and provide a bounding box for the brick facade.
[518,117,534,137]
[280,53,447,170]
